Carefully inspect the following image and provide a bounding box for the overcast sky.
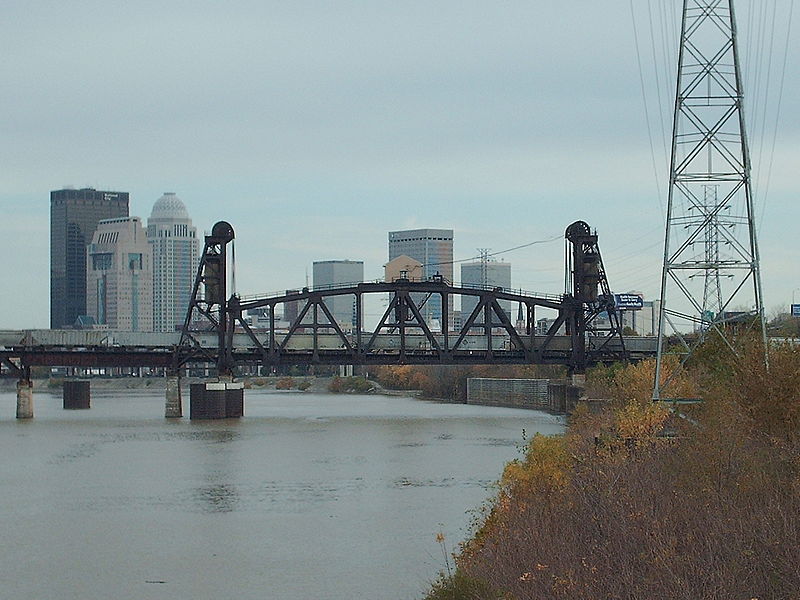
[1,1,797,328]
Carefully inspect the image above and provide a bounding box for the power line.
[759,0,794,231]
[630,0,666,213]
[422,235,562,270]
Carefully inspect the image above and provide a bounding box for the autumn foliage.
[372,364,564,402]
[429,338,800,599]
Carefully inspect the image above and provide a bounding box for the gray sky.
[2,1,797,328]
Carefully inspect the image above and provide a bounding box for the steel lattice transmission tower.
[654,0,766,400]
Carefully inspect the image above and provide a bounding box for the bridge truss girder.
[228,281,576,368]
[173,220,630,375]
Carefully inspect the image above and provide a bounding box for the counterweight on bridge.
[565,221,627,370]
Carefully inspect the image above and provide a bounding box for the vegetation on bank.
[425,336,800,599]
[372,365,565,402]
[271,376,311,391]
[327,376,375,394]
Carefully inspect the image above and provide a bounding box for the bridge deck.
[0,329,658,373]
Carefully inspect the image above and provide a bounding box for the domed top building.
[149,192,190,222]
[147,193,199,332]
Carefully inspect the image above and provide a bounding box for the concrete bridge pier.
[63,380,90,409]
[165,375,182,418]
[189,376,244,420]
[16,379,33,419]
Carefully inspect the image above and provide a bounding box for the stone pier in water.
[63,380,91,409]
[16,379,33,419]
[165,375,182,418]
[189,379,244,420]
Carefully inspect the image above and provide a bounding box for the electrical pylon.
[653,0,766,400]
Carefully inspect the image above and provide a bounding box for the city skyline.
[2,3,798,328]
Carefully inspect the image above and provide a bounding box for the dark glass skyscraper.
[50,188,129,328]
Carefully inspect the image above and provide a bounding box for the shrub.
[424,571,501,600]
[275,377,294,390]
[327,376,375,394]
[444,337,800,599]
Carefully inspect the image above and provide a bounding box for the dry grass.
[430,341,800,600]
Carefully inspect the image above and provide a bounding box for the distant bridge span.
[175,219,651,375]
[0,326,658,374]
[0,219,658,382]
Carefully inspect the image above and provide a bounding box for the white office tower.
[147,193,199,332]
[312,260,364,330]
[460,259,512,322]
[86,217,153,331]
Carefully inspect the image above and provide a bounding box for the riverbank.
[425,340,800,599]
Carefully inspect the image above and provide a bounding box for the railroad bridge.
[1,220,657,418]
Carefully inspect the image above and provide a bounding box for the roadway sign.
[614,294,644,310]
[791,304,800,317]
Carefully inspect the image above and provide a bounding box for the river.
[0,387,564,599]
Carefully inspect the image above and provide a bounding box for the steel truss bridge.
[0,220,658,381]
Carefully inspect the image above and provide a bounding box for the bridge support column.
[189,377,244,420]
[165,375,182,418]
[63,380,90,409]
[225,381,244,418]
[16,379,33,419]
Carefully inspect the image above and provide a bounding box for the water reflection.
[192,427,242,512]
[193,483,240,513]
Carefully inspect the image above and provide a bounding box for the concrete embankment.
[465,377,585,414]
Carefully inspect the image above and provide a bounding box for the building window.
[92,253,113,270]
[128,253,143,270]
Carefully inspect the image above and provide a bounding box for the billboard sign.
[791,304,800,318]
[614,294,644,310]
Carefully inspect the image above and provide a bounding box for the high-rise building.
[86,217,153,331]
[620,292,660,336]
[388,228,453,326]
[460,259,512,322]
[147,193,199,332]
[50,188,129,328]
[312,260,364,330]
